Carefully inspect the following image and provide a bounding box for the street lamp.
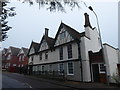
[88,6,109,85]
[88,6,102,49]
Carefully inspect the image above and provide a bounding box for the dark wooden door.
[92,64,100,82]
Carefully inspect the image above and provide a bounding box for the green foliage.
[112,70,120,87]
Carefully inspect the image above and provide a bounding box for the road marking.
[25,83,32,88]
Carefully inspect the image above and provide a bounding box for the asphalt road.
[2,74,29,88]
[2,72,71,89]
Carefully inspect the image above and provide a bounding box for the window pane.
[45,52,48,59]
[59,63,64,74]
[68,62,74,74]
[31,56,33,61]
[59,47,63,60]
[99,64,105,72]
[67,44,72,59]
[7,54,11,60]
[40,53,42,60]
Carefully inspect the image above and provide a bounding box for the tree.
[20,0,81,12]
[0,0,83,41]
[0,1,16,41]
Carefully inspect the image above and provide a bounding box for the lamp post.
[88,6,103,49]
[88,6,109,85]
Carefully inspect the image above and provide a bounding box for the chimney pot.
[84,13,92,28]
[45,28,49,36]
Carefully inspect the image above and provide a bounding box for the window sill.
[67,74,74,76]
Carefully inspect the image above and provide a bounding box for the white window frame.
[39,53,42,60]
[59,47,63,60]
[22,55,24,61]
[18,65,20,67]
[99,63,106,73]
[67,62,74,75]
[67,44,73,59]
[19,56,22,61]
[33,66,35,71]
[41,65,45,71]
[58,63,64,74]
[38,65,41,71]
[45,52,48,60]
[13,64,16,66]
[48,64,53,71]
[7,54,11,60]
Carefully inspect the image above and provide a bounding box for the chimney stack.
[84,13,92,29]
[45,28,49,36]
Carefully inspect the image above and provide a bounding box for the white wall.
[33,55,40,64]
[103,44,119,83]
[28,56,32,64]
[117,49,120,64]
[29,42,79,66]
[80,26,101,82]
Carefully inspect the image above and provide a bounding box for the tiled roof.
[10,46,20,56]
[28,22,86,54]
[55,22,85,41]
[27,41,40,55]
[2,48,8,54]
[42,35,55,48]
[22,47,29,56]
[32,41,39,53]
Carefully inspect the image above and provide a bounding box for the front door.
[92,64,100,82]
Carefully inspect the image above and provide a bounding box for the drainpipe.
[77,39,83,82]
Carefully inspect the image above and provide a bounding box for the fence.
[32,71,66,80]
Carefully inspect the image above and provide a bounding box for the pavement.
[23,74,119,89]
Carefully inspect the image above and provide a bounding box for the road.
[2,72,71,89]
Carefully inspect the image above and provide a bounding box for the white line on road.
[25,83,32,88]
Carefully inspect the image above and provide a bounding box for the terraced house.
[2,46,29,73]
[27,13,120,83]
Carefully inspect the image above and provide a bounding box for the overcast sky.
[2,0,119,49]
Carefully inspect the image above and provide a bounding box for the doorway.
[92,64,100,82]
